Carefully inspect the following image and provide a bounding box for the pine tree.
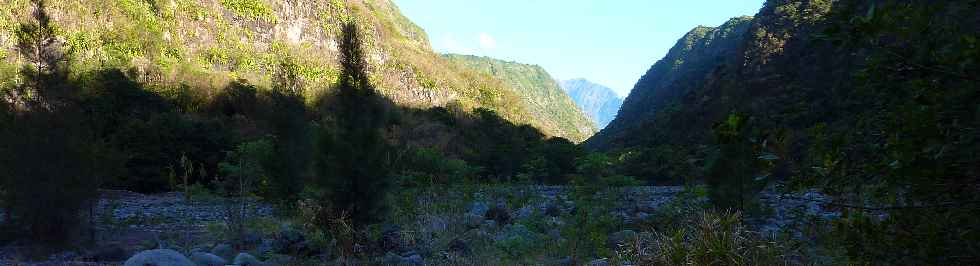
[315,21,393,226]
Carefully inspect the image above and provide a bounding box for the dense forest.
[0,0,977,265]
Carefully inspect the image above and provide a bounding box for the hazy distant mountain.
[559,79,623,129]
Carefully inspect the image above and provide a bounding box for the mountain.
[559,78,623,129]
[584,0,978,262]
[587,16,755,149]
[443,54,597,142]
[0,0,580,141]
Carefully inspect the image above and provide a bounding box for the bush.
[0,108,123,247]
[625,210,794,266]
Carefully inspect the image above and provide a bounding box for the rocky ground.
[0,186,839,265]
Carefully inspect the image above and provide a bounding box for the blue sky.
[395,0,764,97]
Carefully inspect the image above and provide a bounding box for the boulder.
[608,230,638,248]
[382,252,402,265]
[467,202,490,217]
[485,203,512,225]
[379,224,404,253]
[189,252,226,266]
[448,239,469,255]
[463,213,485,229]
[211,243,235,261]
[515,205,534,220]
[233,252,263,266]
[402,254,423,265]
[588,258,610,266]
[84,244,130,262]
[123,249,194,266]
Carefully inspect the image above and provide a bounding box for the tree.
[12,0,70,109]
[0,0,120,248]
[314,20,394,227]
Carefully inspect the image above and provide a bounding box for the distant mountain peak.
[559,79,623,129]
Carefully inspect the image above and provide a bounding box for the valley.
[0,0,976,265]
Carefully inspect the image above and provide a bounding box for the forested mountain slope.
[586,0,978,263]
[559,78,623,129]
[0,0,578,140]
[444,54,597,142]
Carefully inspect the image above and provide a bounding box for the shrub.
[625,210,794,266]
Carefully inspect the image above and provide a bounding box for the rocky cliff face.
[444,54,597,142]
[0,0,580,140]
[559,78,623,129]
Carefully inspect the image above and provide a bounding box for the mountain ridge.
[559,78,622,129]
[443,54,597,142]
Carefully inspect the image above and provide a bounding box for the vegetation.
[444,54,597,142]
[0,0,976,264]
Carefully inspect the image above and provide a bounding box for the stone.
[382,252,402,265]
[401,254,423,265]
[544,202,562,217]
[635,212,651,221]
[515,205,534,220]
[211,243,236,261]
[123,249,194,266]
[379,224,404,253]
[485,203,512,225]
[608,230,638,248]
[463,213,485,229]
[85,244,130,262]
[278,225,304,244]
[189,252,227,266]
[467,202,489,217]
[233,252,263,266]
[243,232,263,247]
[588,258,610,266]
[448,239,469,255]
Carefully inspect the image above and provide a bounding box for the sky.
[395,0,764,97]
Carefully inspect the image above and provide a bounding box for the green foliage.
[220,0,277,22]
[443,54,597,142]
[314,21,394,227]
[631,210,794,266]
[0,1,124,247]
[396,148,478,186]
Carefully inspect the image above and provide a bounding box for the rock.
[379,224,404,253]
[543,202,562,217]
[382,252,402,265]
[243,232,263,246]
[123,249,194,266]
[608,230,638,248]
[233,252,263,266]
[278,225,304,244]
[515,205,534,220]
[448,238,469,255]
[211,243,236,261]
[485,203,512,225]
[481,219,497,230]
[189,252,227,266]
[467,202,489,217]
[635,212,651,221]
[463,213,485,229]
[85,244,130,262]
[402,254,423,265]
[256,239,275,255]
[589,258,610,266]
[495,224,534,243]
